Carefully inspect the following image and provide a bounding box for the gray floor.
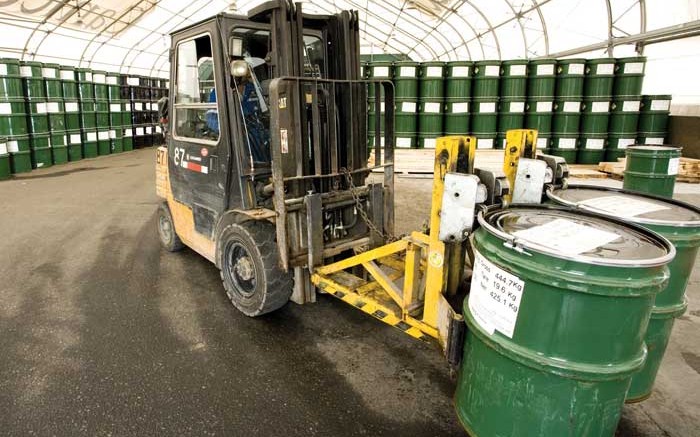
[0,148,698,436]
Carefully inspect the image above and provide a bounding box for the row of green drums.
[456,180,700,436]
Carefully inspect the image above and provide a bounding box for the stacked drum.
[578,58,615,164]
[417,61,445,148]
[607,57,645,161]
[0,58,31,173]
[551,59,586,163]
[444,61,472,137]
[497,60,527,149]
[60,65,82,162]
[525,59,557,151]
[393,61,419,148]
[76,68,98,159]
[471,60,500,149]
[638,94,671,145]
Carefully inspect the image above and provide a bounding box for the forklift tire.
[219,221,293,317]
[157,202,185,252]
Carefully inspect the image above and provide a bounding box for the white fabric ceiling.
[0,0,694,79]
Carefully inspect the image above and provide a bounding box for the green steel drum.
[0,58,24,99]
[46,99,65,131]
[10,150,32,173]
[66,130,83,161]
[497,98,525,140]
[546,186,700,403]
[79,100,97,129]
[76,68,94,100]
[581,98,610,134]
[552,98,582,134]
[445,61,472,101]
[367,98,385,136]
[606,135,636,162]
[393,61,419,99]
[524,99,553,135]
[624,145,681,198]
[42,63,62,99]
[82,129,98,158]
[26,100,50,134]
[472,60,500,98]
[97,129,111,155]
[95,100,110,128]
[471,98,498,149]
[109,101,123,127]
[0,98,28,136]
[556,58,586,97]
[93,70,108,101]
[49,131,68,164]
[59,65,78,100]
[122,127,134,151]
[550,135,578,163]
[110,128,124,153]
[499,60,528,98]
[526,59,557,98]
[535,134,551,153]
[639,95,671,133]
[106,72,121,101]
[367,61,392,81]
[585,58,616,97]
[64,100,80,130]
[636,134,665,146]
[30,133,52,169]
[456,205,673,437]
[444,100,470,135]
[417,99,443,149]
[578,134,607,164]
[609,97,640,134]
[395,99,417,148]
[614,57,646,97]
[20,61,45,99]
[0,138,9,180]
[419,61,445,99]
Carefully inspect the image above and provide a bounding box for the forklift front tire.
[158,202,185,252]
[219,221,293,317]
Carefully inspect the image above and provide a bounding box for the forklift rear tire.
[219,221,293,316]
[158,202,185,252]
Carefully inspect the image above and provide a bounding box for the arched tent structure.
[0,0,698,102]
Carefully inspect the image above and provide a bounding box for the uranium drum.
[472,60,500,98]
[556,58,586,97]
[456,205,674,437]
[585,58,616,97]
[547,186,700,402]
[527,59,557,98]
[0,58,24,99]
[624,145,681,198]
[500,60,528,98]
[614,57,646,97]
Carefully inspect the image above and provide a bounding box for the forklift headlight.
[231,60,249,78]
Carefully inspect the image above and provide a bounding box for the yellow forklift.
[155,0,569,364]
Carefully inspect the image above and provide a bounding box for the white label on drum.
[46,102,59,113]
[0,142,6,155]
[452,66,469,77]
[510,65,527,76]
[622,100,640,112]
[536,64,554,75]
[580,195,670,217]
[424,102,441,113]
[42,68,56,78]
[586,138,605,149]
[426,66,443,77]
[109,130,116,139]
[478,138,494,149]
[563,101,580,112]
[536,137,549,149]
[668,157,680,175]
[484,65,500,77]
[373,66,389,77]
[0,102,11,115]
[65,102,78,112]
[98,131,109,140]
[423,138,436,149]
[508,101,525,113]
[35,102,47,113]
[396,137,412,148]
[558,138,576,149]
[146,126,153,134]
[452,102,469,113]
[568,64,585,75]
[20,66,33,77]
[591,101,609,112]
[480,102,496,113]
[645,137,665,145]
[124,129,132,137]
[60,70,74,80]
[127,77,138,85]
[468,250,525,338]
[7,140,18,153]
[513,218,620,256]
[70,134,81,143]
[87,132,97,141]
[136,127,144,135]
[85,72,93,82]
[651,100,671,111]
[0,64,7,76]
[624,62,644,74]
[536,101,553,112]
[110,103,121,112]
[616,138,635,149]
[399,66,416,77]
[401,101,416,113]
[106,75,118,84]
[596,63,615,75]
[93,73,106,83]
[155,125,162,133]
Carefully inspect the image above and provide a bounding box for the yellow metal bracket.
[502,129,538,203]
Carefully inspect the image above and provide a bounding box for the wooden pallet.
[597,157,700,183]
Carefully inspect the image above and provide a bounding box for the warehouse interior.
[1,1,700,436]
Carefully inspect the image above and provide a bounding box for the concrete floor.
[0,148,698,436]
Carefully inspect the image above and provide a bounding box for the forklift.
[156,0,569,364]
